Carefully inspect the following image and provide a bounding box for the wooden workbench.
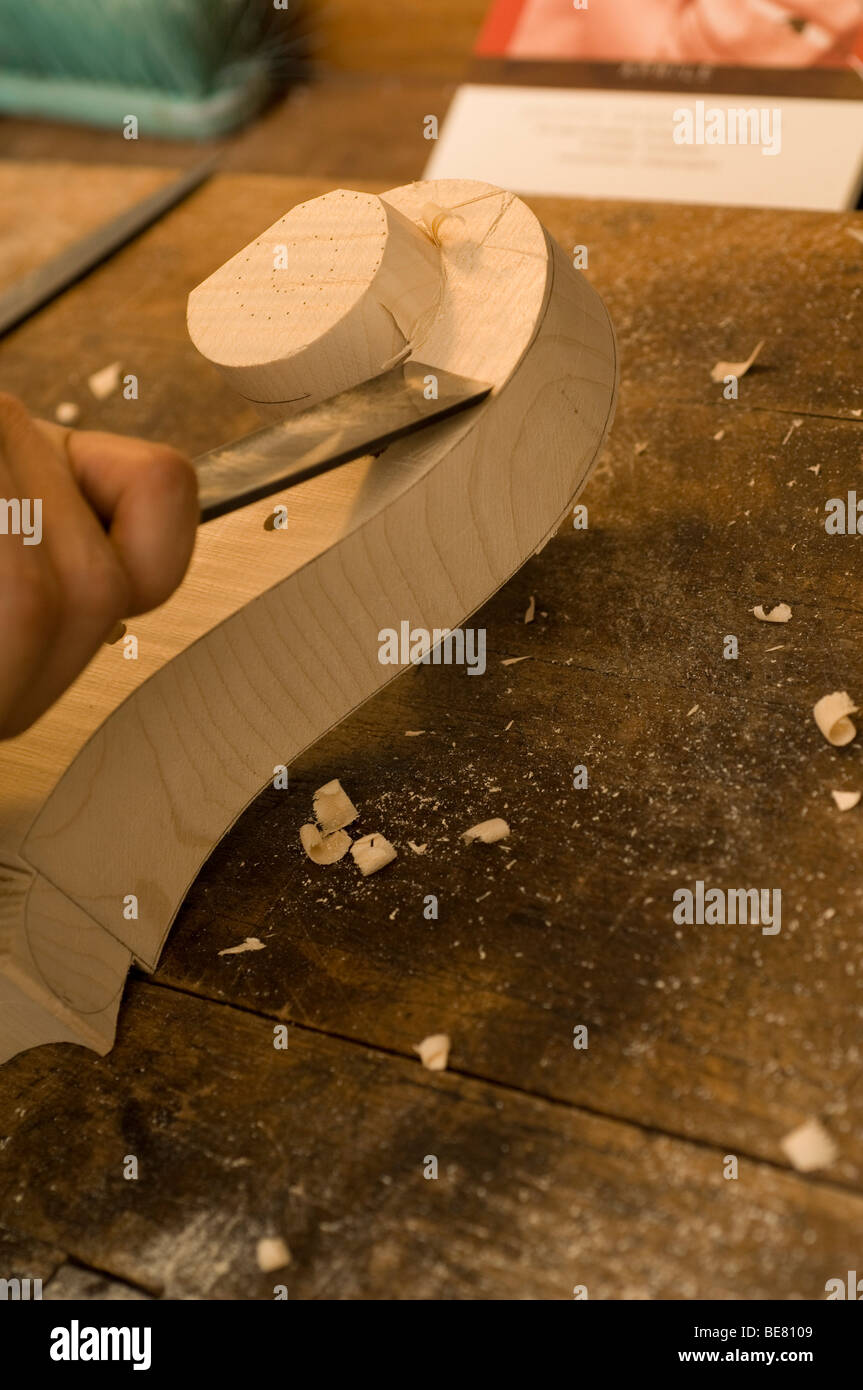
[1,40,863,1298]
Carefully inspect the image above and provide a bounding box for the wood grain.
[0,164,179,294]
[187,189,443,407]
[0,176,617,1060]
[1,981,859,1300]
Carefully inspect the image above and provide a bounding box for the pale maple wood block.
[187,189,442,409]
[0,179,618,1063]
[0,862,128,1058]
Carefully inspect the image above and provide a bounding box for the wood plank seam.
[139,975,863,1201]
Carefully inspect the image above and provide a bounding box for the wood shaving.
[845,226,863,245]
[218,936,266,956]
[313,778,358,833]
[781,418,803,445]
[463,818,510,845]
[299,823,352,865]
[256,1236,291,1272]
[634,440,648,455]
[420,202,466,245]
[350,832,397,875]
[752,602,791,623]
[524,595,536,624]
[55,401,80,425]
[501,656,530,666]
[88,361,122,400]
[808,463,821,475]
[813,691,858,747]
[404,730,425,736]
[831,789,860,811]
[779,1117,838,1173]
[407,840,427,854]
[710,340,763,384]
[713,428,725,441]
[504,719,514,731]
[413,1033,450,1071]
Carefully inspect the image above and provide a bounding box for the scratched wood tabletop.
[1,4,863,1299]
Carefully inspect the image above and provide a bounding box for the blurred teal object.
[0,0,302,139]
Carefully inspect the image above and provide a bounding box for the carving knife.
[195,360,492,523]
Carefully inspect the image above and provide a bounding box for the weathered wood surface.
[0,1224,65,1285]
[1,984,860,1300]
[42,1265,152,1301]
[0,152,861,1297]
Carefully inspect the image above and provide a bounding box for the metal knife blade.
[195,361,492,523]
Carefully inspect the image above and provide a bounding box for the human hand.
[0,393,198,738]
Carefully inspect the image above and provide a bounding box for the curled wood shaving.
[88,360,122,400]
[407,840,427,854]
[313,778,358,833]
[752,602,791,623]
[779,1118,838,1173]
[350,832,397,876]
[413,1033,451,1071]
[524,595,536,624]
[256,1236,292,1272]
[813,691,858,747]
[299,823,352,865]
[501,656,530,666]
[463,818,510,845]
[420,201,466,245]
[831,789,860,811]
[710,340,763,384]
[218,936,266,956]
